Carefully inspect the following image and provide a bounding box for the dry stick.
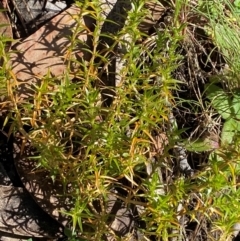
[9,0,29,35]
[2,0,20,38]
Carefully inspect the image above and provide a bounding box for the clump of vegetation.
[1,0,240,240]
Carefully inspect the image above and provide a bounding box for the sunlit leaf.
[183,139,214,152]
[205,84,232,119]
[221,118,240,144]
[232,92,240,120]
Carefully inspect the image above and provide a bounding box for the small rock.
[45,1,67,12]
[233,223,240,237]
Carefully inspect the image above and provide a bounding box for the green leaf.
[234,0,240,8]
[182,139,213,152]
[205,84,231,119]
[232,92,240,120]
[64,227,72,237]
[221,119,240,144]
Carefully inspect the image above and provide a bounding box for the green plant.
[0,22,13,111]
[205,82,240,145]
[3,0,240,240]
[198,0,240,82]
[8,0,187,239]
[234,0,240,10]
